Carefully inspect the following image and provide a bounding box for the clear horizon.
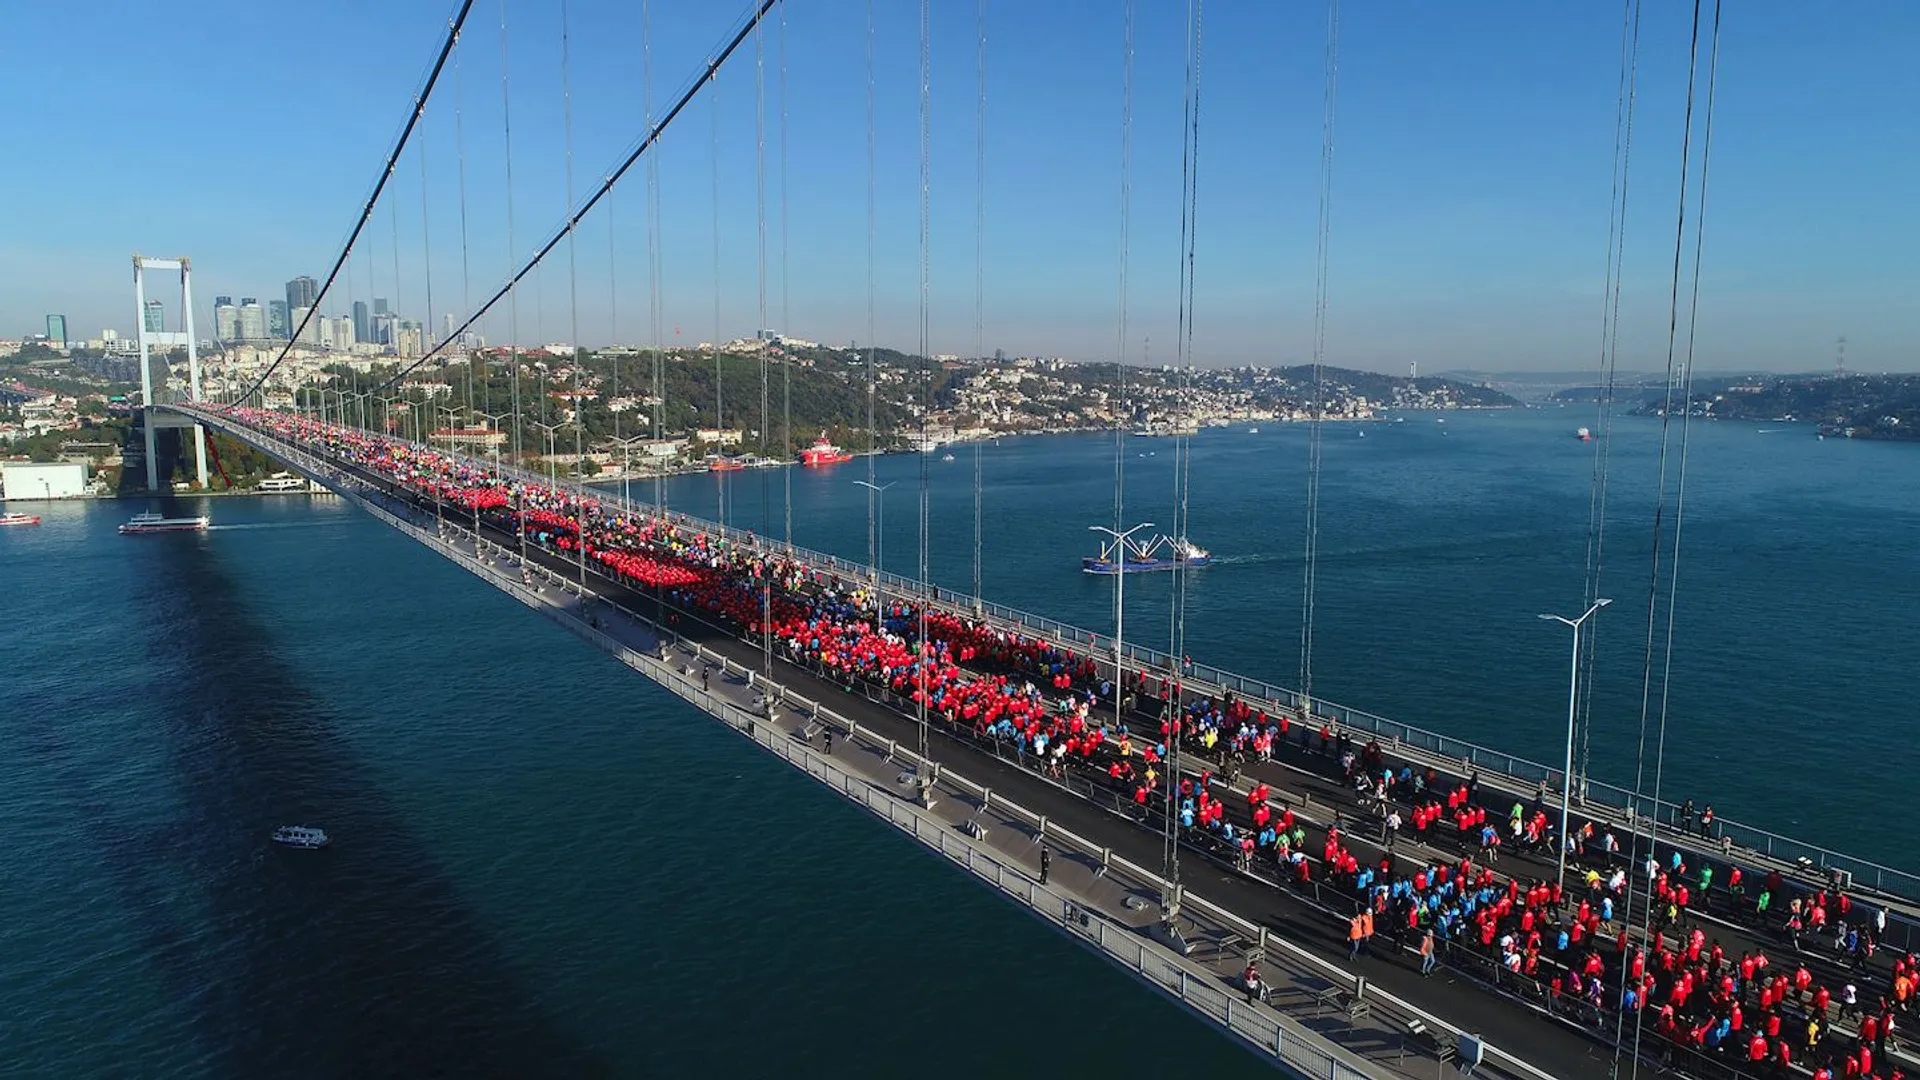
[4,1,1916,374]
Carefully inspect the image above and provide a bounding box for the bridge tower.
[131,254,209,491]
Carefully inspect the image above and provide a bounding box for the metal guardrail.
[172,403,1920,906]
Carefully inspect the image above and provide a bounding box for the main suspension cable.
[361,0,782,400]
[230,0,475,405]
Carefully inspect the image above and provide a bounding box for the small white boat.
[1246,427,1260,434]
[0,511,41,527]
[941,453,956,461]
[272,825,330,849]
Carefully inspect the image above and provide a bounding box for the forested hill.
[1631,374,1920,440]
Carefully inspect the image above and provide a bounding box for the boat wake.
[205,522,341,532]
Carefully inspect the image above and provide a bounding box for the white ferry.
[271,825,330,849]
[257,473,309,492]
[119,511,210,535]
[0,511,41,527]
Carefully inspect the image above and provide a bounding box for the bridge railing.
[178,404,1920,906]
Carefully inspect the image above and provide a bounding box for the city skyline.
[2,1,1916,373]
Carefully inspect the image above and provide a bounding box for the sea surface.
[1,407,1913,1077]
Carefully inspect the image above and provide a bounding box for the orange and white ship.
[799,433,852,467]
[708,457,746,472]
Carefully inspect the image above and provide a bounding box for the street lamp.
[530,419,564,488]
[607,433,652,514]
[475,410,511,482]
[854,479,895,624]
[1090,521,1155,716]
[378,393,405,434]
[1539,597,1612,893]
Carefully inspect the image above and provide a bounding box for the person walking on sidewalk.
[1040,846,1052,886]
[1420,928,1437,977]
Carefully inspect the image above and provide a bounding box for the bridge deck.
[182,406,1918,1080]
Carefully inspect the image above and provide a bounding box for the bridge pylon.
[132,254,208,492]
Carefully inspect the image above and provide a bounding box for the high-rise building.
[353,300,370,344]
[292,305,320,345]
[45,315,66,346]
[373,297,390,316]
[238,300,266,341]
[373,312,397,347]
[397,323,423,359]
[322,315,356,351]
[213,298,240,342]
[143,300,165,333]
[443,311,456,344]
[268,300,289,339]
[285,275,319,315]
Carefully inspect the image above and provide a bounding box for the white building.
[1,461,89,500]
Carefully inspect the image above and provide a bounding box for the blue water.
[0,496,1250,1077]
[1,407,1913,1075]
[665,409,1920,864]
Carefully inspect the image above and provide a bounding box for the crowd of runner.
[231,406,1916,1078]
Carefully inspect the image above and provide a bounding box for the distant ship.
[1083,535,1212,575]
[1575,427,1593,441]
[0,511,41,527]
[709,457,746,472]
[119,511,209,535]
[799,434,852,467]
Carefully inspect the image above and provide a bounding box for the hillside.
[1629,374,1920,440]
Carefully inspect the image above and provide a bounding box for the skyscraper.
[213,297,240,341]
[45,314,66,346]
[143,300,165,333]
[268,300,289,339]
[238,300,266,341]
[353,300,370,344]
[292,305,319,345]
[373,297,390,316]
[285,275,319,315]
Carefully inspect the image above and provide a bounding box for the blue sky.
[3,0,1915,374]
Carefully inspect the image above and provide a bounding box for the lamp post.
[432,406,466,536]
[530,419,564,488]
[607,433,652,515]
[1090,521,1155,718]
[1539,597,1611,892]
[854,479,895,627]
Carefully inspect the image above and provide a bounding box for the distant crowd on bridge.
[234,406,1918,1080]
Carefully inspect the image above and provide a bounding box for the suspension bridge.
[125,2,1915,1079]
